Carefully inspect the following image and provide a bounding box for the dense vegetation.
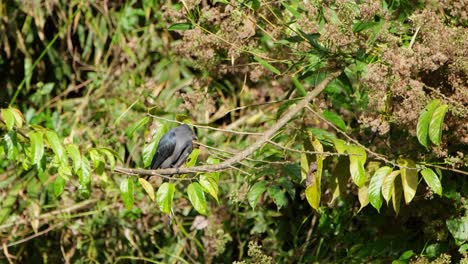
[0,0,467,263]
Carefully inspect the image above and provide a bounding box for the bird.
[149,124,197,176]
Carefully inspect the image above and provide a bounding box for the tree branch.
[114,71,341,177]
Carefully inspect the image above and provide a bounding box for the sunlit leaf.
[421,168,442,196]
[45,130,67,165]
[417,99,440,148]
[358,184,369,212]
[369,166,392,212]
[382,170,400,203]
[206,157,220,182]
[305,138,324,210]
[347,145,367,187]
[398,159,418,204]
[429,104,448,145]
[138,178,155,201]
[156,182,175,214]
[99,148,116,172]
[185,148,200,167]
[248,181,267,210]
[78,156,91,199]
[187,182,207,215]
[29,131,44,166]
[254,56,281,75]
[292,76,306,96]
[10,107,24,128]
[4,131,18,160]
[1,108,15,131]
[54,175,66,198]
[323,110,347,132]
[89,149,105,175]
[66,144,81,173]
[333,138,348,154]
[200,174,219,202]
[120,178,134,210]
[143,124,168,168]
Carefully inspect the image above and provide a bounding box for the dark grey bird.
[150,124,197,174]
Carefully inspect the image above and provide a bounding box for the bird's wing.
[172,141,193,168]
[151,131,176,169]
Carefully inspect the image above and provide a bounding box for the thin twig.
[7,223,63,247]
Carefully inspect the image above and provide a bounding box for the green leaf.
[66,144,81,173]
[358,184,369,212]
[143,125,168,168]
[369,166,392,212]
[333,138,348,154]
[29,131,44,166]
[54,175,66,198]
[156,182,175,214]
[392,176,403,215]
[292,76,306,96]
[282,3,301,19]
[417,99,440,147]
[99,148,116,172]
[323,110,347,132]
[10,108,24,128]
[398,159,418,204]
[352,20,380,33]
[267,185,288,210]
[254,56,281,75]
[199,174,219,202]
[45,130,67,165]
[120,178,134,210]
[446,217,468,241]
[1,108,15,131]
[248,181,268,210]
[421,168,442,196]
[168,22,193,31]
[381,170,400,203]
[125,116,149,138]
[185,148,200,167]
[3,131,18,160]
[305,138,324,210]
[89,149,105,175]
[347,145,367,187]
[187,182,207,215]
[78,156,91,199]
[429,104,448,145]
[138,178,155,201]
[206,157,220,182]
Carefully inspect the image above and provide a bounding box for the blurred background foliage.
[0,0,467,263]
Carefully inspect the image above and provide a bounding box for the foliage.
[0,0,467,263]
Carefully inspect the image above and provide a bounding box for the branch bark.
[115,71,341,177]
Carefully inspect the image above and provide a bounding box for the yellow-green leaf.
[120,178,134,210]
[10,108,24,128]
[417,99,440,148]
[381,170,400,203]
[29,131,44,166]
[347,145,367,187]
[54,175,66,198]
[156,182,175,214]
[138,178,155,201]
[398,159,418,204]
[1,108,15,131]
[358,185,369,212]
[333,138,348,154]
[420,168,442,196]
[369,166,392,212]
[305,138,324,209]
[199,174,219,203]
[45,130,67,165]
[186,148,200,167]
[66,144,81,173]
[187,182,207,215]
[428,104,448,145]
[392,176,402,215]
